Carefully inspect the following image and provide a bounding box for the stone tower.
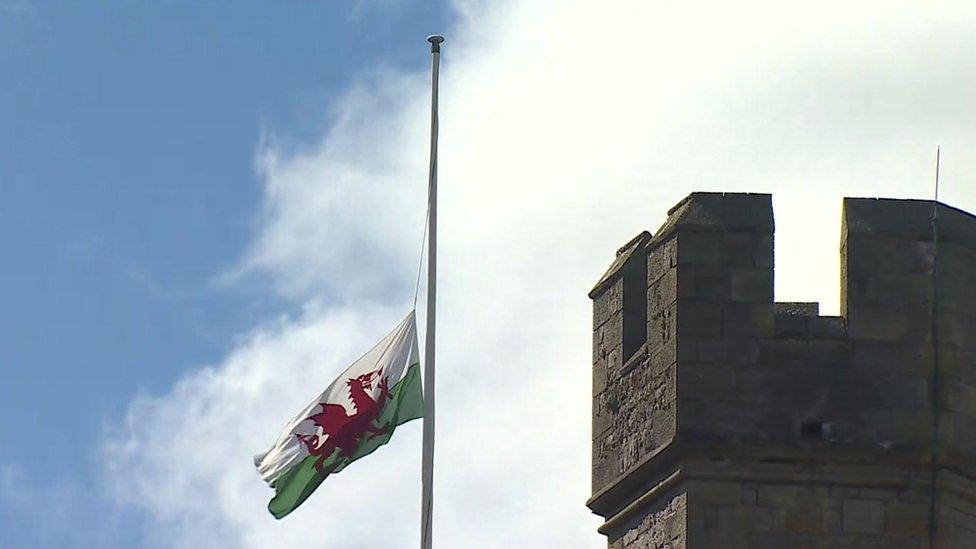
[588,192,976,548]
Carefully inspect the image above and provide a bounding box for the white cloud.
[101,1,976,547]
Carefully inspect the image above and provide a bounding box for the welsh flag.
[254,311,424,519]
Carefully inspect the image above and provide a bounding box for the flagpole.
[421,33,443,549]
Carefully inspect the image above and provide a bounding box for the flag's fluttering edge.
[254,311,424,519]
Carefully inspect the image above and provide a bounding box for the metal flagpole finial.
[427,34,444,52]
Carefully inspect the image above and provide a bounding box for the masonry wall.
[589,193,976,548]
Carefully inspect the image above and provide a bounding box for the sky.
[2,1,976,548]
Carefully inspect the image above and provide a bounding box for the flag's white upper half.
[83,1,976,548]
[254,311,419,485]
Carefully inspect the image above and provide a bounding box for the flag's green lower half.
[268,363,423,519]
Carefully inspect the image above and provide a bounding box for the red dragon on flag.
[297,367,394,472]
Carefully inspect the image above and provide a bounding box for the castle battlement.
[589,192,976,548]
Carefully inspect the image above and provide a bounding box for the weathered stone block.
[774,312,807,338]
[593,280,622,329]
[848,271,932,309]
[938,310,976,349]
[822,506,843,533]
[677,363,737,401]
[611,492,689,548]
[730,267,773,303]
[846,237,934,275]
[744,532,808,548]
[847,306,917,341]
[722,193,774,232]
[592,324,605,364]
[842,499,885,534]
[885,503,928,536]
[592,391,613,438]
[776,302,820,315]
[807,316,846,339]
[592,435,616,492]
[772,503,822,533]
[691,480,741,506]
[648,269,678,313]
[676,232,725,266]
[758,485,798,507]
[606,346,623,380]
[725,233,773,268]
[741,484,759,506]
[647,302,676,353]
[690,266,730,300]
[877,408,929,445]
[602,311,624,350]
[754,234,774,268]
[884,375,930,409]
[697,338,759,364]
[593,355,608,397]
[648,239,676,284]
[677,300,723,337]
[723,302,773,337]
[650,335,695,368]
[851,340,932,376]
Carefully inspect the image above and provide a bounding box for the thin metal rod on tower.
[928,145,942,543]
[421,33,443,549]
